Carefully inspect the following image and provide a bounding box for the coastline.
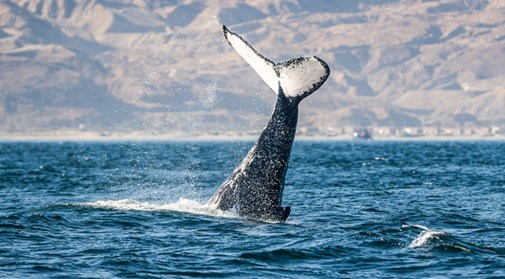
[1,131,504,142]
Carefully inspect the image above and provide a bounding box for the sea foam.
[80,198,238,219]
[403,224,445,248]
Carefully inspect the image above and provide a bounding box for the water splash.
[403,224,446,248]
[402,224,472,252]
[202,80,220,109]
[80,198,238,219]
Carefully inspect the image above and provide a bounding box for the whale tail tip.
[222,25,330,102]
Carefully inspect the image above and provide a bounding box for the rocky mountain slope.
[1,0,504,136]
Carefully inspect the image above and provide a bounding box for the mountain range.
[1,0,504,137]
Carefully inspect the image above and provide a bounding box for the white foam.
[403,223,430,231]
[80,198,238,219]
[403,224,444,248]
[409,230,444,248]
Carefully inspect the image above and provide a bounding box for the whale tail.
[222,25,330,103]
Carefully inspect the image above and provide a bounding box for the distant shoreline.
[1,131,504,142]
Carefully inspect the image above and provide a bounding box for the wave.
[402,224,502,254]
[78,198,238,219]
[239,245,348,262]
[403,224,451,249]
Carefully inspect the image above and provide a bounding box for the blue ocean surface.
[1,140,504,278]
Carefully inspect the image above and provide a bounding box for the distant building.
[353,127,373,140]
[372,127,392,137]
[401,127,422,137]
[422,127,439,136]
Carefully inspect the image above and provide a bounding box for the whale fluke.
[222,25,330,102]
[209,25,330,222]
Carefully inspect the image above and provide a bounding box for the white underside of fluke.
[223,26,329,99]
[224,29,279,93]
[277,57,329,98]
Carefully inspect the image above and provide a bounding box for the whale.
[208,25,330,222]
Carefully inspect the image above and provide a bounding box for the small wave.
[402,224,472,252]
[409,230,446,249]
[240,245,347,262]
[403,224,446,248]
[78,198,238,219]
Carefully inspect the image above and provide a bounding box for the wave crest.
[403,224,472,252]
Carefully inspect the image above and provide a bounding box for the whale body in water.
[208,25,330,222]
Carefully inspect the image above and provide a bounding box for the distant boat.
[353,128,373,140]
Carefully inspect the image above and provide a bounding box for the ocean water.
[1,140,504,278]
